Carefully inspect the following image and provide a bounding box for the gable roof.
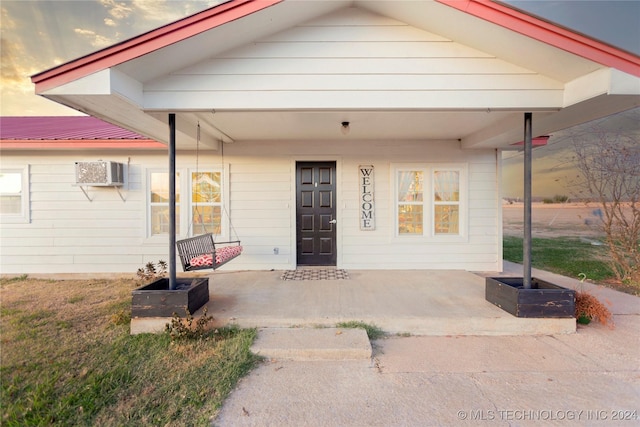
[30,0,640,149]
[31,0,639,93]
[0,116,164,150]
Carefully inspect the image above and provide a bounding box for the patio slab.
[131,269,577,335]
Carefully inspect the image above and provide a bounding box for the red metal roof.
[0,116,149,139]
[0,116,165,150]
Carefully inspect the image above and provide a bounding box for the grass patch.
[1,278,260,426]
[336,321,385,340]
[0,274,29,285]
[503,236,614,282]
[67,295,85,304]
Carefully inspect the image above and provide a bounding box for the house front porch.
[131,268,577,335]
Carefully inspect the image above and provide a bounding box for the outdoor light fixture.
[341,121,350,135]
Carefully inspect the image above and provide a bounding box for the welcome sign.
[359,165,375,230]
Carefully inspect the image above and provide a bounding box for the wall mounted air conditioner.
[75,161,124,186]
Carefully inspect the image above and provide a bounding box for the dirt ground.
[503,202,607,240]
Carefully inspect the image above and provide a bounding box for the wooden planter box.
[131,278,209,318]
[485,277,575,318]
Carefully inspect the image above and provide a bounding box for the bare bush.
[564,109,640,286]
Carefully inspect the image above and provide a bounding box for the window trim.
[392,163,468,241]
[146,167,227,240]
[187,168,226,238]
[0,166,30,224]
[148,169,180,237]
[395,166,428,237]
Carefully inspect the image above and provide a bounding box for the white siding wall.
[1,151,204,275]
[1,141,499,275]
[143,7,562,111]
[224,139,499,271]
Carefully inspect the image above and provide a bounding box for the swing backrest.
[176,233,242,271]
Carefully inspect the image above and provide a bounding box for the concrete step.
[251,328,372,361]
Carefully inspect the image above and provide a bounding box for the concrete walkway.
[214,268,640,426]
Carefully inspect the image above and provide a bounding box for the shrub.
[575,290,614,328]
[165,307,214,341]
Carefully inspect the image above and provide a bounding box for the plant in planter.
[136,260,167,283]
[574,289,614,328]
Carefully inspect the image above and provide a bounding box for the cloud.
[0,38,24,86]
[99,0,134,20]
[104,18,117,27]
[73,28,115,48]
[0,34,75,115]
[0,31,54,90]
[1,6,16,30]
[130,0,223,24]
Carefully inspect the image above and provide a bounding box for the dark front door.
[296,161,337,266]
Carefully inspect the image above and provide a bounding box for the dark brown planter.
[131,278,209,318]
[485,277,575,318]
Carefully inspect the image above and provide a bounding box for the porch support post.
[168,113,177,290]
[523,112,533,289]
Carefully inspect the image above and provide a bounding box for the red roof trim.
[436,0,640,77]
[32,0,283,93]
[511,136,550,147]
[0,140,165,150]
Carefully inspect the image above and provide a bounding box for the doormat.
[281,269,350,281]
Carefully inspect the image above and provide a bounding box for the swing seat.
[176,233,242,271]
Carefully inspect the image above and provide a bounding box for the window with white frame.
[149,171,180,235]
[148,169,222,237]
[397,169,425,235]
[395,165,465,237]
[433,170,460,235]
[190,171,222,236]
[0,166,30,223]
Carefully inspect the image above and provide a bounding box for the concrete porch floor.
[131,267,577,335]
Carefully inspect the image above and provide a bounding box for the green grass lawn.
[0,277,260,426]
[503,236,614,283]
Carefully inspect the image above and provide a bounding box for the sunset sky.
[1,0,638,197]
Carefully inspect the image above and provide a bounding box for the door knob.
[329,219,337,224]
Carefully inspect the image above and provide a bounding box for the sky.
[1,0,639,197]
[1,0,223,116]
[503,0,640,55]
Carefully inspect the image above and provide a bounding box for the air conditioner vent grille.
[75,161,124,186]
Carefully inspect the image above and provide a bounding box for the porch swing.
[176,122,242,271]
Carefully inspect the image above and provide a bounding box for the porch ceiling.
[45,91,638,151]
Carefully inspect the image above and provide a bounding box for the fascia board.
[563,69,611,107]
[610,69,640,95]
[41,69,144,108]
[564,68,640,107]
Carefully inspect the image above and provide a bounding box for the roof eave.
[436,0,640,77]
[0,139,165,150]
